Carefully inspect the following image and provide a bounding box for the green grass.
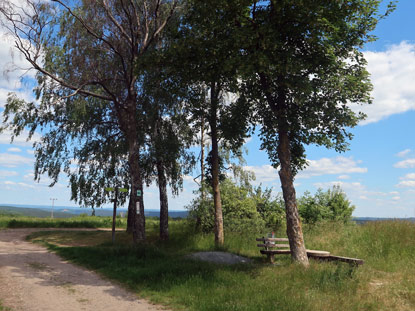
[0,214,126,229]
[24,219,415,311]
[0,300,11,311]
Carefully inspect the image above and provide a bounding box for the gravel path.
[0,228,167,311]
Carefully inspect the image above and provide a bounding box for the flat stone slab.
[188,251,251,265]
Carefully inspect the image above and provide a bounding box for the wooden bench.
[256,237,363,265]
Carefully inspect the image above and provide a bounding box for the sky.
[1,1,415,217]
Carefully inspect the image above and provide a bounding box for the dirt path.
[0,228,167,311]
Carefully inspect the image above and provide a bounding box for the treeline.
[0,0,392,265]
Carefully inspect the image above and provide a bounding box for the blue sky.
[1,0,415,217]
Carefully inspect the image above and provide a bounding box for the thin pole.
[50,198,57,219]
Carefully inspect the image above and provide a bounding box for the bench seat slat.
[256,238,289,242]
[257,243,290,248]
[325,255,364,265]
[261,249,330,257]
[261,249,291,255]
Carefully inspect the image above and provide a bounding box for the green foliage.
[188,177,285,233]
[189,182,355,232]
[240,1,395,173]
[298,186,355,224]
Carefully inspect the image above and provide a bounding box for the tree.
[242,0,394,265]
[139,62,195,240]
[0,0,179,242]
[176,0,252,246]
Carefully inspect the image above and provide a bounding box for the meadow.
[5,216,411,311]
[0,211,126,229]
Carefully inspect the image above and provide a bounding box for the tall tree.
[242,0,394,265]
[176,0,251,246]
[139,61,195,240]
[0,0,178,242]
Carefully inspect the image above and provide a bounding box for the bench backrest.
[256,237,290,251]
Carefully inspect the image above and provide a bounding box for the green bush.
[298,186,355,224]
[187,178,285,233]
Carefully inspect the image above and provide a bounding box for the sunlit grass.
[0,214,126,229]
[24,219,415,311]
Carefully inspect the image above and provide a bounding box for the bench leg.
[267,253,275,264]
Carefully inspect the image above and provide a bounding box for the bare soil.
[0,228,168,311]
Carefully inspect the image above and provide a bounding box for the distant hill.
[352,217,415,224]
[0,205,77,218]
[0,205,189,219]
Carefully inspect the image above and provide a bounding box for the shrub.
[187,178,285,233]
[298,186,355,224]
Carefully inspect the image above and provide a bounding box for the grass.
[0,300,11,311]
[0,214,126,229]
[24,219,415,311]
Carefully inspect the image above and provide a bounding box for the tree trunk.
[118,97,145,242]
[209,82,224,247]
[127,134,145,242]
[275,87,309,266]
[200,118,205,201]
[157,160,169,240]
[127,197,134,233]
[258,72,309,266]
[195,118,205,229]
[277,129,309,266]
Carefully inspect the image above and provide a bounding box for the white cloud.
[396,149,411,158]
[244,156,367,183]
[7,147,21,153]
[392,196,401,201]
[313,181,400,202]
[244,136,252,144]
[351,42,415,124]
[397,180,415,188]
[23,172,34,180]
[26,149,35,155]
[297,157,367,179]
[1,180,35,189]
[183,175,195,183]
[400,173,415,180]
[394,158,415,168]
[396,172,415,188]
[0,170,18,178]
[0,128,40,146]
[0,153,33,167]
[313,181,366,192]
[244,164,279,183]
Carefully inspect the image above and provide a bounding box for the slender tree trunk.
[157,161,169,240]
[209,82,224,247]
[195,118,205,229]
[200,118,205,200]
